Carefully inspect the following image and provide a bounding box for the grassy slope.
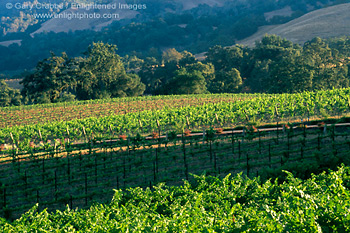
[31,0,226,35]
[237,3,350,46]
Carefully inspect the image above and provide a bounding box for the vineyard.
[1,88,350,230]
[1,121,350,220]
[1,88,350,148]
[0,94,256,128]
[1,165,349,231]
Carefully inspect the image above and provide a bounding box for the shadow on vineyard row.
[1,124,350,220]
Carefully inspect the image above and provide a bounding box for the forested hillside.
[1,0,350,76]
[0,0,97,36]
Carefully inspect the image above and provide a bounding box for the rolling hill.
[237,3,350,46]
[31,0,226,35]
[30,0,138,35]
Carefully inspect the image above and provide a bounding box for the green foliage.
[0,80,22,106]
[168,68,207,95]
[58,92,76,102]
[302,37,349,90]
[1,88,350,144]
[206,45,244,72]
[76,42,145,99]
[209,68,242,93]
[139,49,213,95]
[268,55,314,93]
[1,166,350,231]
[130,35,350,95]
[186,62,215,84]
[122,55,144,71]
[5,33,350,96]
[20,42,145,103]
[261,150,350,183]
[327,36,350,57]
[162,48,183,63]
[20,52,77,104]
[212,35,350,93]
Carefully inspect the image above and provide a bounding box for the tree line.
[1,34,350,106]
[138,35,350,94]
[20,42,145,104]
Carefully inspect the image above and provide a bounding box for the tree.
[139,52,207,95]
[138,57,162,94]
[21,52,77,104]
[138,57,178,95]
[253,34,300,61]
[76,42,145,100]
[303,37,333,68]
[123,73,147,97]
[246,59,272,93]
[244,35,312,93]
[286,57,313,93]
[0,80,22,107]
[303,37,349,90]
[185,62,215,84]
[209,68,242,93]
[168,68,207,94]
[178,51,197,67]
[162,48,183,64]
[268,56,313,93]
[313,65,349,90]
[205,45,246,92]
[122,55,144,71]
[327,36,350,57]
[205,45,244,72]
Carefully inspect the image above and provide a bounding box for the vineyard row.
[1,125,349,220]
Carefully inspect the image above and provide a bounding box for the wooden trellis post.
[82,126,87,141]
[38,129,43,141]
